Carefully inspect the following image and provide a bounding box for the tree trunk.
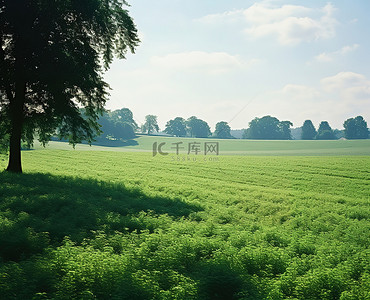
[6,114,23,173]
[6,31,26,173]
[6,83,25,173]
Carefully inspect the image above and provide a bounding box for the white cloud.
[314,44,359,62]
[321,72,368,92]
[150,51,258,73]
[280,84,320,99]
[321,72,370,103]
[315,52,333,62]
[198,9,245,24]
[245,3,337,45]
[199,3,338,45]
[243,3,311,24]
[339,44,359,55]
[266,84,323,125]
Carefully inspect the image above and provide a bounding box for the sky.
[104,0,370,130]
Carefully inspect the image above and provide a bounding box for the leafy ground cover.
[0,148,369,299]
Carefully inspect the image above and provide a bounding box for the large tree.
[0,0,139,172]
[214,121,233,139]
[301,120,317,140]
[316,121,336,140]
[142,115,159,135]
[343,116,369,139]
[164,117,187,137]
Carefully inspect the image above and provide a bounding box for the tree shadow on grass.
[0,172,202,261]
[51,136,140,147]
[91,137,139,147]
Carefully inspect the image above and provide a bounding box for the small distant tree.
[344,116,369,139]
[164,117,187,137]
[214,121,233,139]
[109,108,138,131]
[78,107,137,141]
[112,123,136,140]
[245,116,292,139]
[186,116,197,137]
[333,129,344,139]
[142,115,159,135]
[279,121,293,140]
[243,119,261,139]
[98,112,136,140]
[316,121,336,140]
[301,120,317,140]
[186,116,211,138]
[256,116,280,139]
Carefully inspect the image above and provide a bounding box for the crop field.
[0,145,369,299]
[40,136,370,156]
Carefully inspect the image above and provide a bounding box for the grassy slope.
[0,149,369,299]
[35,136,370,156]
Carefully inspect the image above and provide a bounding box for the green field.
[37,136,370,156]
[0,140,369,299]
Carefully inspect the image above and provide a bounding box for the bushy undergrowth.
[0,151,369,299]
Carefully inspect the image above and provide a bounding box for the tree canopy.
[301,120,317,140]
[97,108,137,141]
[0,0,139,172]
[243,116,293,140]
[344,116,369,139]
[109,108,138,131]
[187,116,211,138]
[164,117,187,137]
[316,121,336,140]
[142,115,159,135]
[214,121,233,139]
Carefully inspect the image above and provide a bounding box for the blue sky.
[104,0,370,130]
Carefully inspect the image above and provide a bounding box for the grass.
[36,136,370,156]
[0,146,369,299]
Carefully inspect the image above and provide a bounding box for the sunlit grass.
[32,137,370,156]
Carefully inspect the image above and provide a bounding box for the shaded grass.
[0,172,201,261]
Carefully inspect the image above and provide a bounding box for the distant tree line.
[163,116,234,139]
[79,108,369,143]
[93,110,233,141]
[164,116,212,138]
[300,116,369,140]
[4,106,366,155]
[242,116,368,140]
